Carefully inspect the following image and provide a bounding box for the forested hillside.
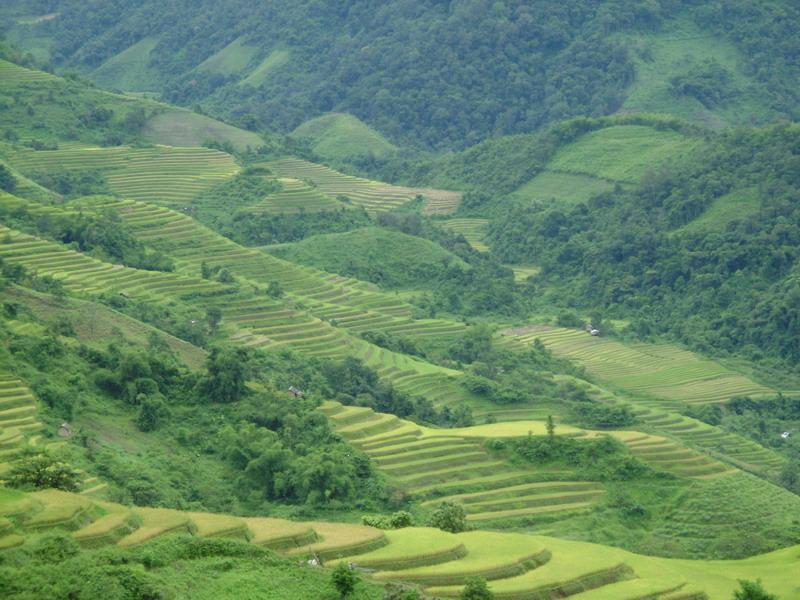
[2,0,798,148]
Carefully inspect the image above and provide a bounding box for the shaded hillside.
[4,0,798,148]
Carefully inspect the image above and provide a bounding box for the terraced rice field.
[246,178,351,213]
[0,223,227,301]
[321,401,607,526]
[1,486,798,598]
[265,157,461,215]
[0,58,58,81]
[8,145,239,207]
[72,197,475,404]
[547,125,700,184]
[505,326,771,405]
[439,218,489,252]
[500,327,784,475]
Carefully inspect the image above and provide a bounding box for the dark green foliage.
[488,125,800,366]
[733,579,778,600]
[428,501,467,533]
[136,395,169,432]
[671,60,735,108]
[361,511,413,530]
[460,577,494,600]
[322,357,469,427]
[230,208,374,246]
[199,347,250,403]
[7,452,82,492]
[0,164,17,192]
[29,170,110,198]
[507,435,652,481]
[360,331,425,359]
[0,534,385,600]
[43,1,800,149]
[332,563,359,598]
[0,203,173,272]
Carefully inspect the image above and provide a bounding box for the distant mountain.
[3,0,798,149]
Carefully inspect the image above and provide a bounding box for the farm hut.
[589,328,600,336]
[288,386,304,398]
[57,422,72,438]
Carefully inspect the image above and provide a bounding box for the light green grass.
[547,126,699,184]
[90,37,162,92]
[269,227,467,289]
[620,19,778,129]
[511,171,615,206]
[678,187,761,234]
[142,109,264,151]
[196,37,259,76]
[241,49,290,87]
[291,112,397,161]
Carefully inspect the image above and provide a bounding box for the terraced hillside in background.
[246,178,352,214]
[266,157,461,215]
[0,190,481,416]
[70,196,482,407]
[439,218,489,252]
[2,485,798,599]
[500,327,785,476]
[505,326,771,405]
[320,401,748,523]
[510,124,699,206]
[7,145,239,207]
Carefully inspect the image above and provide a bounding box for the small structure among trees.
[586,323,600,336]
[57,422,72,438]
[288,386,304,398]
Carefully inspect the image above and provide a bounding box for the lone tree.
[206,306,222,331]
[0,164,16,192]
[733,579,777,600]
[460,577,494,600]
[546,415,556,439]
[428,501,467,533]
[331,562,359,598]
[8,453,81,491]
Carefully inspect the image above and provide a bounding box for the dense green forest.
[3,0,799,148]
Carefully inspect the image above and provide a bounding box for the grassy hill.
[291,113,398,162]
[268,227,468,289]
[89,37,162,92]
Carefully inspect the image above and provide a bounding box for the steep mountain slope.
[3,0,798,148]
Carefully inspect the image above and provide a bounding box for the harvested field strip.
[25,489,94,530]
[243,517,318,550]
[375,531,549,586]
[424,482,604,507]
[332,528,466,570]
[118,507,193,547]
[73,503,136,546]
[188,512,250,539]
[287,522,387,560]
